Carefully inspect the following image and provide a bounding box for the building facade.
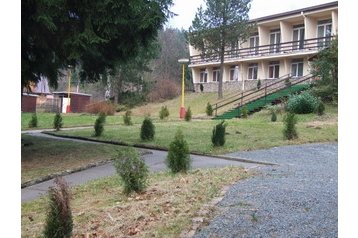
[189,1,338,92]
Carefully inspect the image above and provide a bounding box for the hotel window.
[291,59,304,77]
[249,33,259,55]
[199,69,208,83]
[248,63,258,80]
[292,24,305,50]
[269,29,281,53]
[212,67,220,82]
[317,19,332,48]
[268,61,280,79]
[230,65,239,81]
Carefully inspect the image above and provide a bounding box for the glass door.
[293,27,305,50]
[270,30,281,53]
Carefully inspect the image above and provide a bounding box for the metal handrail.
[190,36,335,65]
[213,73,314,116]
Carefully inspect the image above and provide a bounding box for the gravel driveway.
[194,143,338,238]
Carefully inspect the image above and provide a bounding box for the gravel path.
[194,142,338,238]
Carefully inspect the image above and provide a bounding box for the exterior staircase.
[213,74,314,120]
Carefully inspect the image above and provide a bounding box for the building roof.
[52,92,92,97]
[250,1,338,23]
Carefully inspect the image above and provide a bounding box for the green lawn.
[21,134,127,184]
[50,104,338,155]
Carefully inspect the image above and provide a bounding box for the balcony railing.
[190,36,334,65]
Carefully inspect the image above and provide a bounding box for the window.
[268,61,280,79]
[200,69,207,83]
[292,25,305,50]
[291,59,304,77]
[270,29,281,53]
[212,67,220,82]
[317,19,332,48]
[230,66,239,81]
[249,34,259,55]
[248,63,258,80]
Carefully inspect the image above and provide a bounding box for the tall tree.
[188,0,253,99]
[22,0,174,93]
[310,37,338,102]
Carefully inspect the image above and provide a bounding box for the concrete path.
[21,131,262,202]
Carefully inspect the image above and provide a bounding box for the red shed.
[53,92,91,113]
[21,94,38,112]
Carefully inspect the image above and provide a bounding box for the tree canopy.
[188,0,253,98]
[22,0,174,91]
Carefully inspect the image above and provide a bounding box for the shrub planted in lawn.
[140,117,155,141]
[28,113,38,128]
[93,113,106,137]
[257,79,261,90]
[283,112,298,140]
[200,84,204,92]
[114,148,148,194]
[123,110,133,126]
[286,92,319,114]
[185,107,192,121]
[317,101,325,116]
[159,106,169,120]
[43,177,73,238]
[206,102,213,116]
[212,120,227,146]
[271,111,277,122]
[242,106,248,119]
[53,113,63,131]
[166,130,191,173]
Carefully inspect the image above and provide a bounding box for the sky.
[166,0,338,30]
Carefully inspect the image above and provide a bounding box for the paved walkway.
[194,142,338,238]
[21,132,262,202]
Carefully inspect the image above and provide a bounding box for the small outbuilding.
[52,92,91,113]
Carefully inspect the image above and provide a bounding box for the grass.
[51,104,338,155]
[21,134,125,184]
[21,166,251,238]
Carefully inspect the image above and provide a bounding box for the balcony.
[190,36,334,65]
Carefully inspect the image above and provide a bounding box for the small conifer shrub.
[159,106,170,120]
[242,106,248,119]
[28,113,38,128]
[114,148,149,194]
[212,120,227,146]
[185,107,192,121]
[166,130,191,173]
[93,113,106,137]
[206,102,213,116]
[200,84,204,92]
[43,177,73,238]
[123,110,133,126]
[283,112,298,140]
[53,113,63,131]
[140,117,155,141]
[317,101,325,116]
[271,111,277,122]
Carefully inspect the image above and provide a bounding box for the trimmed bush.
[28,113,38,128]
[53,113,63,131]
[283,112,298,140]
[123,110,133,126]
[206,102,213,116]
[286,92,320,114]
[271,111,277,122]
[241,106,248,119]
[166,130,191,173]
[200,84,204,92]
[159,106,170,120]
[185,107,192,121]
[257,79,261,90]
[212,120,227,147]
[140,117,155,141]
[114,148,149,194]
[93,113,106,137]
[43,177,73,238]
[317,101,325,116]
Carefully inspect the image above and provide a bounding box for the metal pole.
[66,69,72,113]
[181,63,185,108]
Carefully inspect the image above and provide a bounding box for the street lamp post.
[66,67,72,113]
[178,58,189,119]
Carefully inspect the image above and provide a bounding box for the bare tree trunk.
[218,46,225,99]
